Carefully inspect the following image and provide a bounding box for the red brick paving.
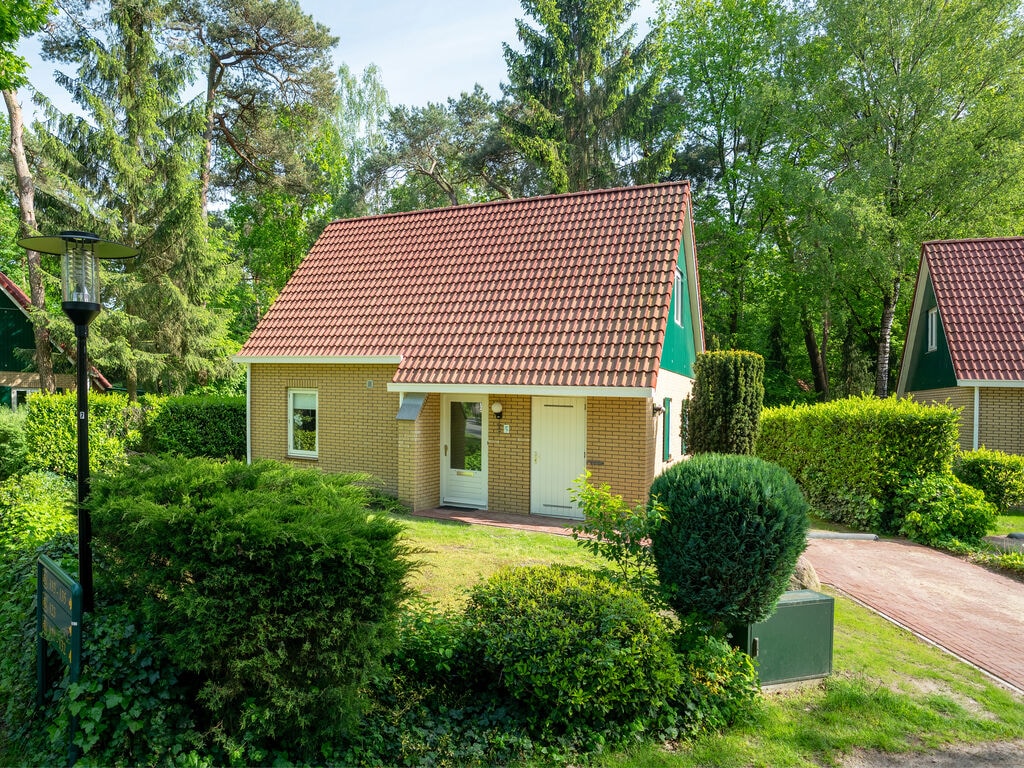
[805,537,1024,693]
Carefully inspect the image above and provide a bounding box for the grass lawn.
[993,513,1024,536]
[395,512,1024,767]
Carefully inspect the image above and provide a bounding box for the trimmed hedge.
[22,391,141,478]
[140,394,246,459]
[686,350,765,455]
[755,395,960,532]
[954,448,1024,514]
[88,455,415,762]
[0,408,27,481]
[649,454,809,626]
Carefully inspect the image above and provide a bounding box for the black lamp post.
[18,231,137,612]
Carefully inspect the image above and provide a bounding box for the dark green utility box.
[729,589,834,685]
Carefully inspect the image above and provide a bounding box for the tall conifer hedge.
[686,351,765,455]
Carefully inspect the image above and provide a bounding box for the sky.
[15,0,659,113]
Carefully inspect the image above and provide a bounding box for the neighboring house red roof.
[238,183,695,390]
[0,269,112,390]
[925,237,1024,382]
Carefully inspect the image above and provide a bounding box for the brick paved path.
[805,537,1024,693]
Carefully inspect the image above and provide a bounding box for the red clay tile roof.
[0,269,112,390]
[925,237,1024,382]
[239,183,694,389]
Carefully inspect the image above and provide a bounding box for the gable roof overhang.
[237,183,698,392]
[0,270,113,391]
[897,237,1024,395]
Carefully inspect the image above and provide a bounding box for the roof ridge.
[0,269,32,311]
[923,236,1024,247]
[323,181,691,227]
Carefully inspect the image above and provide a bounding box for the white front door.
[530,396,586,518]
[441,396,488,508]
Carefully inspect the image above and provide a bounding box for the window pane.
[291,392,317,453]
[449,401,482,470]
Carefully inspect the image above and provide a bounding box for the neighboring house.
[0,269,111,409]
[896,237,1024,454]
[236,182,705,517]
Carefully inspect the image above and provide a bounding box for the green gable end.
[659,246,698,378]
[0,288,36,374]
[905,277,956,391]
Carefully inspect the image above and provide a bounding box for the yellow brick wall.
[487,395,532,515]
[249,363,401,494]
[978,388,1024,455]
[585,397,655,507]
[398,393,441,510]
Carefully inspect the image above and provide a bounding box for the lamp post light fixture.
[18,231,138,612]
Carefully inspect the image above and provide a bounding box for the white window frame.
[287,388,319,458]
[674,268,684,327]
[926,307,938,352]
[11,388,39,412]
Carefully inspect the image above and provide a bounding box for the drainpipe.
[246,363,252,463]
[973,386,980,451]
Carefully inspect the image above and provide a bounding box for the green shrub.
[756,395,960,532]
[89,455,415,761]
[954,447,1024,514]
[61,606,202,764]
[0,407,28,480]
[569,471,665,600]
[22,392,141,478]
[686,350,765,455]
[465,565,680,743]
[0,471,74,558]
[673,632,760,736]
[895,474,996,546]
[140,394,246,459]
[650,454,809,627]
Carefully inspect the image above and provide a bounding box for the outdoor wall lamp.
[491,401,504,419]
[652,403,665,416]
[18,231,138,612]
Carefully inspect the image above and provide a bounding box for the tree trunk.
[4,89,56,393]
[874,276,900,398]
[801,306,830,401]
[200,54,219,218]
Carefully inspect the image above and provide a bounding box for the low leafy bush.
[22,391,141,478]
[89,455,415,762]
[0,407,27,480]
[0,471,74,556]
[140,394,246,459]
[673,631,760,736]
[756,395,960,531]
[569,471,665,600]
[465,565,680,744]
[650,454,809,627]
[954,448,1024,514]
[895,474,996,546]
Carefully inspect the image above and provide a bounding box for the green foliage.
[466,565,681,743]
[61,606,202,764]
[0,0,54,89]
[673,632,761,737]
[569,471,665,599]
[88,455,415,761]
[686,350,766,455]
[954,447,1024,514]
[0,406,28,480]
[756,395,960,531]
[650,454,809,626]
[895,474,996,547]
[22,392,141,478]
[0,471,74,556]
[140,394,246,459]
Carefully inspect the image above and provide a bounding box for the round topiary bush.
[465,565,680,741]
[650,454,809,626]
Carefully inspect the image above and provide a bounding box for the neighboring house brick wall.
[586,397,655,506]
[487,394,532,515]
[978,388,1024,455]
[250,363,401,494]
[909,386,974,452]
